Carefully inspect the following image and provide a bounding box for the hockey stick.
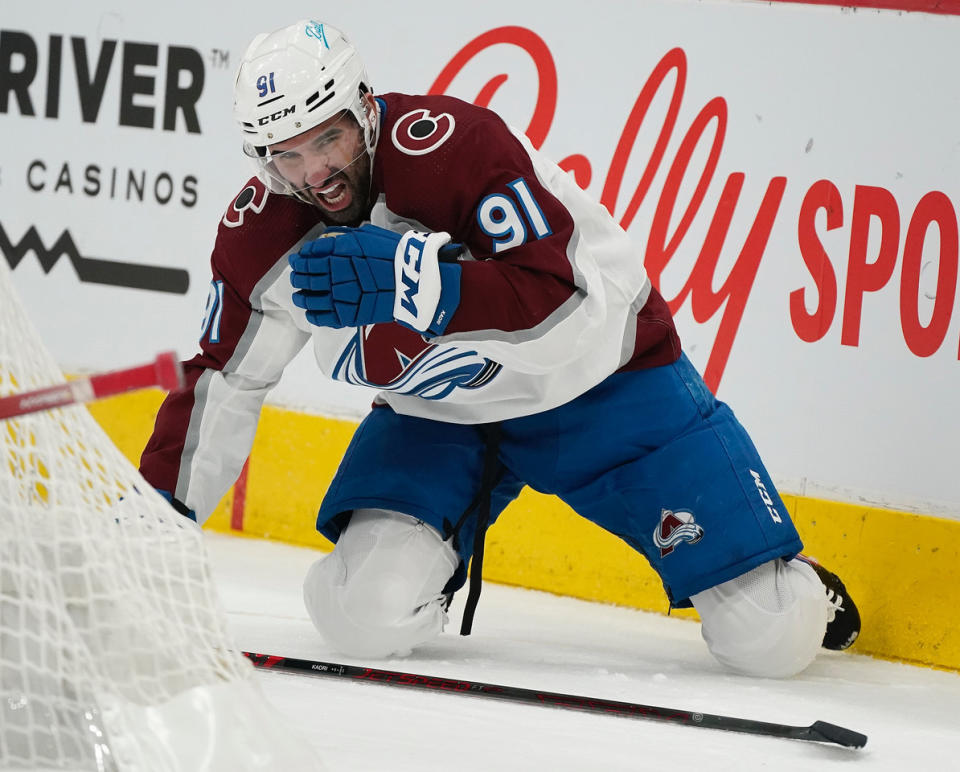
[243,652,867,748]
[0,352,183,420]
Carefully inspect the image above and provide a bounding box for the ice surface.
[207,533,960,770]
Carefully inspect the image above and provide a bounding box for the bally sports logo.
[430,28,960,394]
[653,509,704,558]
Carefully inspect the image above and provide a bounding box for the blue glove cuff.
[157,489,198,522]
[425,261,462,337]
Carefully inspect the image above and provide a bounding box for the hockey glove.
[289,224,462,336]
[155,489,197,522]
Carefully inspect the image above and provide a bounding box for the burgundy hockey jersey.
[140,93,680,522]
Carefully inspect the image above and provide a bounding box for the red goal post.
[0,351,184,421]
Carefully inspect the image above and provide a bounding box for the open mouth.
[313,178,352,212]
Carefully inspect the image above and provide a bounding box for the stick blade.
[806,720,868,748]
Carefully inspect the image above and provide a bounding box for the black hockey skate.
[798,555,861,650]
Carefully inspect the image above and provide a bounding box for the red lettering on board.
[792,180,842,343]
[900,192,958,357]
[430,27,960,391]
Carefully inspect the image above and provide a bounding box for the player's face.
[268,110,372,224]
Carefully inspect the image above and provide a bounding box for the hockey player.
[140,20,860,676]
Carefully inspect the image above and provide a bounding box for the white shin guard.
[302,509,459,658]
[691,558,828,678]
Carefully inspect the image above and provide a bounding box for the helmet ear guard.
[233,20,378,198]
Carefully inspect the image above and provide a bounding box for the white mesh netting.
[0,261,318,771]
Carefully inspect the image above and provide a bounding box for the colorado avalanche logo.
[391,108,455,156]
[653,509,704,558]
[332,323,500,399]
[223,180,269,229]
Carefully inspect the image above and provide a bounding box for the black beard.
[315,188,368,227]
[313,151,372,227]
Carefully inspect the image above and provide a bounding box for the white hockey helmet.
[233,20,376,195]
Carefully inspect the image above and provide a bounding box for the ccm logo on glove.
[289,224,462,337]
[394,231,456,334]
[397,234,428,317]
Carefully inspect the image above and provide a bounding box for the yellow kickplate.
[89,391,959,671]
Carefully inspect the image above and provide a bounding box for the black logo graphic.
[0,222,189,294]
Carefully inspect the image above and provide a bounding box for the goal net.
[0,260,318,771]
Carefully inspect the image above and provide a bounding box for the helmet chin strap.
[359,96,381,210]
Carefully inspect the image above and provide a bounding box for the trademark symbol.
[210,49,230,69]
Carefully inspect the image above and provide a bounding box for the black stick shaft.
[242,652,866,748]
